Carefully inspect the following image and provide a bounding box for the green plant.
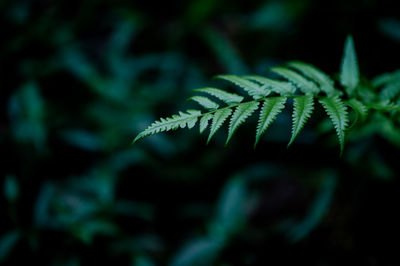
[133,36,400,155]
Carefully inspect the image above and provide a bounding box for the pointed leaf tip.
[340,35,359,96]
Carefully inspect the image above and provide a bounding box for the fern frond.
[133,37,398,155]
[255,97,287,148]
[189,96,219,110]
[288,95,314,147]
[216,75,270,99]
[207,108,233,144]
[270,67,319,95]
[319,97,348,155]
[199,113,213,134]
[132,110,201,144]
[288,61,337,96]
[340,35,359,96]
[195,87,244,105]
[226,101,259,145]
[244,75,296,96]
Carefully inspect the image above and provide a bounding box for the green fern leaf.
[244,75,296,96]
[133,110,201,144]
[288,95,314,147]
[226,101,259,145]
[216,75,270,99]
[289,61,337,96]
[133,50,394,156]
[270,67,319,95]
[319,97,348,155]
[199,113,213,134]
[340,35,360,96]
[255,97,287,147]
[194,87,244,105]
[207,108,233,144]
[189,96,219,109]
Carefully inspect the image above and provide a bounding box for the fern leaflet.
[216,75,270,99]
[288,95,314,147]
[340,35,359,96]
[319,97,349,155]
[226,101,259,145]
[270,67,319,95]
[368,101,400,112]
[133,110,201,144]
[372,69,400,101]
[244,75,296,96]
[194,87,244,105]
[289,61,337,96]
[346,98,368,123]
[379,82,400,101]
[372,69,400,87]
[207,108,233,144]
[200,113,213,134]
[255,97,287,148]
[189,96,219,110]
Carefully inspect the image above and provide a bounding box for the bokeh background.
[1,0,400,265]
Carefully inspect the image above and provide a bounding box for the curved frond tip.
[132,109,201,145]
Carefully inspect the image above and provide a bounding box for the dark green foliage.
[2,0,400,265]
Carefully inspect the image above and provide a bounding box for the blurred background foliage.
[1,0,400,265]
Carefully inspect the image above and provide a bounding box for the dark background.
[1,0,400,265]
